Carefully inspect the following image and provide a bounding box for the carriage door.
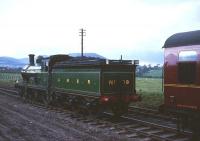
[178,51,197,84]
[177,50,197,106]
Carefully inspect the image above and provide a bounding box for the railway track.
[129,106,176,119]
[0,87,19,98]
[31,106,191,141]
[128,106,177,126]
[0,87,193,141]
[117,114,191,141]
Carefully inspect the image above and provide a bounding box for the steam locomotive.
[16,54,141,115]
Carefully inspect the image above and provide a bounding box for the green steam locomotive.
[16,54,141,115]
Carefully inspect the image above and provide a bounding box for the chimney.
[29,54,35,66]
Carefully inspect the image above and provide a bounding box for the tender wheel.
[111,103,128,116]
[21,87,28,101]
[26,89,35,103]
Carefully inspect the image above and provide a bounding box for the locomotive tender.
[162,30,200,131]
[16,54,140,115]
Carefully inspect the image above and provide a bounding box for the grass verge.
[131,78,164,109]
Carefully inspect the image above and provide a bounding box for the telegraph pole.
[79,28,86,57]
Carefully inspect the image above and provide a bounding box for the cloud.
[0,0,199,65]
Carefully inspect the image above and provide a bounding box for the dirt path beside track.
[0,92,127,141]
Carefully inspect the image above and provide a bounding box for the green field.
[0,73,21,81]
[136,77,162,93]
[0,73,22,87]
[133,77,164,109]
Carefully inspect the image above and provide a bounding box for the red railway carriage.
[163,30,200,131]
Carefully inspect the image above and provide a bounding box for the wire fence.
[0,73,22,81]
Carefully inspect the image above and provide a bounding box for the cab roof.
[163,30,200,48]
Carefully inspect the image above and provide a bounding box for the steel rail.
[128,105,177,121]
[104,112,192,141]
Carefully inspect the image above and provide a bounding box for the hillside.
[0,53,105,68]
[0,57,28,68]
[69,53,106,59]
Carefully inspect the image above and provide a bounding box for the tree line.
[136,64,163,78]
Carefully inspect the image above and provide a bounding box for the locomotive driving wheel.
[18,88,24,98]
[42,92,54,106]
[21,86,28,101]
[42,93,49,106]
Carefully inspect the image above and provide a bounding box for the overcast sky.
[0,0,200,64]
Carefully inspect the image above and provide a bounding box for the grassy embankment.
[0,73,21,87]
[132,77,163,109]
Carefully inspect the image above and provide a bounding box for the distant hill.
[0,53,105,68]
[0,57,28,68]
[18,58,29,64]
[69,53,106,59]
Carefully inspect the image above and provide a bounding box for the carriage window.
[178,62,196,84]
[179,51,197,61]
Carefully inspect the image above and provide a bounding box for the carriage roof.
[163,30,200,48]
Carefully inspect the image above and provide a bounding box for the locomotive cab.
[20,55,48,84]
